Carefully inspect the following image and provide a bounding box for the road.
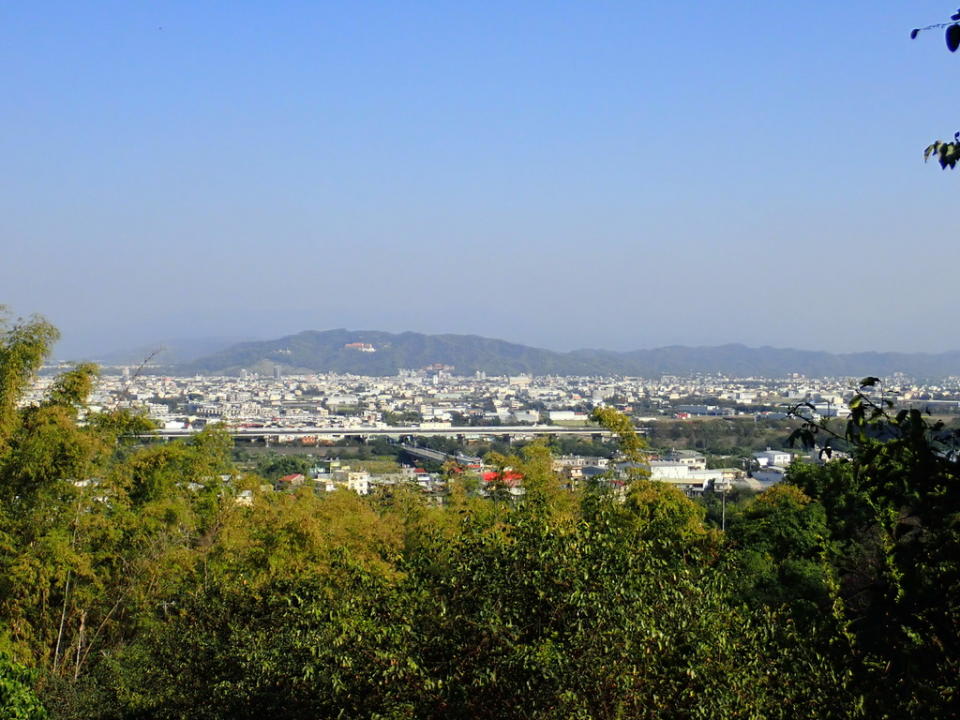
[149,424,612,439]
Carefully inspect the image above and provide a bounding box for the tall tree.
[788,380,960,717]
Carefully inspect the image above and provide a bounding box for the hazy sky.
[3,1,959,357]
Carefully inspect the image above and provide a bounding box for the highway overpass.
[399,443,482,466]
[148,424,613,439]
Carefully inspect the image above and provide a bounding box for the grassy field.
[345,457,403,474]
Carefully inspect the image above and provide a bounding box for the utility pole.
[721,485,727,531]
[718,478,732,531]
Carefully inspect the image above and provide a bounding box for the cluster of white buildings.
[23,365,960,498]
[28,364,960,435]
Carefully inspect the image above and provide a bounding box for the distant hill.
[179,330,603,376]
[174,329,960,378]
[574,345,960,379]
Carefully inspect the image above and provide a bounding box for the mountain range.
[160,329,960,379]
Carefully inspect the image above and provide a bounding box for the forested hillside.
[176,329,960,378]
[180,329,609,376]
[2,314,959,719]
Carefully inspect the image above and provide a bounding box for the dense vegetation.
[2,314,959,718]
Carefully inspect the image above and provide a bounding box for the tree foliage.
[110,450,854,720]
[2,315,958,718]
[0,653,47,720]
[786,379,960,717]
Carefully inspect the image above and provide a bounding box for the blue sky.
[2,1,958,357]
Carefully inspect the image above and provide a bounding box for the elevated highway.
[148,424,612,440]
[399,443,482,466]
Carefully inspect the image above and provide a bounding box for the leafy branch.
[910,8,960,47]
[788,376,960,476]
[924,135,960,170]
[787,377,894,458]
[912,9,960,168]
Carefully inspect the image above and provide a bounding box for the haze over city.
[3,1,957,357]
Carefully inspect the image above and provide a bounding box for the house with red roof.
[481,470,524,486]
[481,470,525,498]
